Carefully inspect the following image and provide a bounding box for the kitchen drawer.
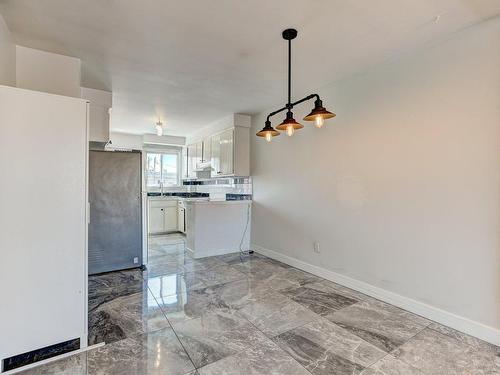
[149,199,178,208]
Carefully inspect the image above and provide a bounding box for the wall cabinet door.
[219,129,234,175]
[195,141,203,166]
[181,146,189,179]
[187,144,197,178]
[149,207,165,234]
[202,137,211,163]
[211,134,221,176]
[164,207,178,232]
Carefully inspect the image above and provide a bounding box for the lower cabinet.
[178,202,186,233]
[148,199,179,234]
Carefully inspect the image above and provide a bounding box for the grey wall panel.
[88,150,142,274]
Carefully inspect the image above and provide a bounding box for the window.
[146,150,180,187]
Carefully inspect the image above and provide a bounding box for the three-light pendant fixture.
[256,28,336,142]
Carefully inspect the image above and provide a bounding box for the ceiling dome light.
[303,98,336,128]
[276,111,303,136]
[256,120,280,142]
[155,120,163,136]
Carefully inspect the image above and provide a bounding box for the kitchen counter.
[184,199,252,205]
[147,192,251,203]
[148,195,209,202]
[147,192,208,202]
[185,199,251,259]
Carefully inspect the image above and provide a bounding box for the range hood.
[195,164,213,179]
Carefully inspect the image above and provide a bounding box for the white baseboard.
[252,243,500,347]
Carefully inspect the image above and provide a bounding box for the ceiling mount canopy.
[256,28,336,142]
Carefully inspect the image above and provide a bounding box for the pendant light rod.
[266,93,320,122]
[287,37,291,106]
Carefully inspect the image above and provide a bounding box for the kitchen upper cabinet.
[187,141,205,178]
[195,141,203,164]
[202,137,211,163]
[210,129,232,177]
[187,143,197,178]
[183,115,250,179]
[219,129,234,176]
[181,146,189,179]
[148,200,178,234]
[210,127,249,177]
[80,88,112,143]
[211,133,221,176]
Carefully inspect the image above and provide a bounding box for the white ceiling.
[1,0,499,136]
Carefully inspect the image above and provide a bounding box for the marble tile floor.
[17,233,500,374]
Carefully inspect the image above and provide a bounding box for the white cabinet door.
[149,207,165,234]
[202,137,211,163]
[187,144,197,178]
[219,129,234,175]
[177,207,185,233]
[81,88,112,143]
[181,146,189,179]
[211,134,221,177]
[164,207,178,231]
[195,141,203,167]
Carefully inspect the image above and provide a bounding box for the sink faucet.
[158,180,164,196]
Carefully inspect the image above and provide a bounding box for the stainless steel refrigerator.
[88,150,142,275]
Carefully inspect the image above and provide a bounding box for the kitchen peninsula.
[185,199,251,258]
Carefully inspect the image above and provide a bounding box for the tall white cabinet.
[0,86,88,365]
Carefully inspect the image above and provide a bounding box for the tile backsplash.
[152,177,253,198]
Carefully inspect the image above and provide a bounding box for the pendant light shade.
[276,111,304,136]
[303,98,336,128]
[256,120,280,142]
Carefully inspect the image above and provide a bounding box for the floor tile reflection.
[88,290,170,345]
[326,299,430,352]
[17,233,500,374]
[173,309,270,368]
[87,327,194,375]
[273,318,386,375]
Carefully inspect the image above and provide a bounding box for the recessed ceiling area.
[1,0,499,136]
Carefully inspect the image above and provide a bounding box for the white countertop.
[147,195,251,204]
[184,199,252,205]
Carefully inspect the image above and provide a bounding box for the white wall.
[109,132,186,150]
[143,134,186,147]
[187,114,251,144]
[109,132,144,150]
[0,14,16,86]
[16,45,81,97]
[251,18,500,341]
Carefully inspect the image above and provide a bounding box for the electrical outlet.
[313,242,320,253]
[133,257,139,264]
